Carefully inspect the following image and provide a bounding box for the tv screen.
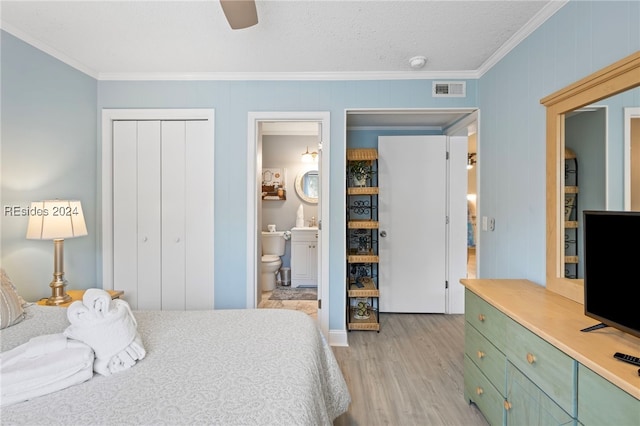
[583,210,640,338]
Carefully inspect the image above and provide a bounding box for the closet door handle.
[380,230,387,237]
[175,237,181,243]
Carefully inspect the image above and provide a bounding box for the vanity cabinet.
[462,279,640,426]
[290,228,318,287]
[346,148,380,331]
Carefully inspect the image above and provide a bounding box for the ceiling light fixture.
[302,147,318,163]
[409,56,427,69]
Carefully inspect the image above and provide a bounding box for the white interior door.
[378,135,447,313]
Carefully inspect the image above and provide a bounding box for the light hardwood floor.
[333,313,488,426]
[260,256,482,424]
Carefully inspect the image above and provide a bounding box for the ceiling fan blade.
[220,0,258,29]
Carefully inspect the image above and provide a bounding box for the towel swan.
[64,289,146,376]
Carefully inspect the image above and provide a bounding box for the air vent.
[432,81,466,97]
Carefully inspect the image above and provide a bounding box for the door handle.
[380,230,387,237]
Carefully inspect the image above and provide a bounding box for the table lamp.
[26,200,88,305]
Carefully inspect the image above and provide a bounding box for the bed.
[0,304,351,425]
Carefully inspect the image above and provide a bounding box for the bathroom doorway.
[247,112,330,338]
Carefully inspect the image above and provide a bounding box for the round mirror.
[295,169,319,204]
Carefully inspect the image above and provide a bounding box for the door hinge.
[445,280,449,289]
[446,215,450,224]
[446,151,450,160]
[318,220,322,230]
[318,299,321,309]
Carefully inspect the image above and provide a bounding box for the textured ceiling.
[0,0,566,79]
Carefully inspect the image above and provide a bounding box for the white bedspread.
[1,305,350,425]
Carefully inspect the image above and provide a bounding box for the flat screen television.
[582,210,640,338]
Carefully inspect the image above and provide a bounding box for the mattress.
[0,305,350,425]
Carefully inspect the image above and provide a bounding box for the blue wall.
[97,80,477,330]
[1,32,97,302]
[2,0,639,331]
[477,0,640,282]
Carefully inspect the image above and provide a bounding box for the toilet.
[261,231,286,292]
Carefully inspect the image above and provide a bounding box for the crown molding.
[97,70,480,81]
[476,0,568,77]
[3,1,568,82]
[1,21,99,79]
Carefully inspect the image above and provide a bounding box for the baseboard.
[328,329,349,347]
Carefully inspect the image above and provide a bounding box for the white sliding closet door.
[113,120,213,310]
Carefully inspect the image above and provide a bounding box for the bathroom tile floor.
[258,290,317,320]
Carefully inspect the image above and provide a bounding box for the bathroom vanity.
[290,227,318,287]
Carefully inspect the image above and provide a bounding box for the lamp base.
[46,278,72,306]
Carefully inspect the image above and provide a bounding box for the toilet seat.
[261,254,280,263]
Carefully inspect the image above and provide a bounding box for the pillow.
[1,268,26,329]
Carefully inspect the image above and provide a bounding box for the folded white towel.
[0,334,94,407]
[64,289,146,376]
[84,287,112,317]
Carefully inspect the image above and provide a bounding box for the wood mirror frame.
[541,51,640,304]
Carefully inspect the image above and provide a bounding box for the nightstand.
[36,289,124,307]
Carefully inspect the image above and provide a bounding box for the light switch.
[488,217,495,231]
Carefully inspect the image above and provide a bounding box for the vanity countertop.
[291,227,318,231]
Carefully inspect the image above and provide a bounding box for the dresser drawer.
[504,319,575,415]
[465,322,506,396]
[464,355,505,426]
[506,361,573,425]
[578,364,640,426]
[465,290,507,350]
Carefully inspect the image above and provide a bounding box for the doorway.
[247,112,330,338]
[625,107,640,210]
[346,108,478,315]
[466,131,478,279]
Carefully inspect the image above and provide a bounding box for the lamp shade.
[26,200,87,240]
[301,147,318,163]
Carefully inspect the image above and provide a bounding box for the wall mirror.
[541,51,640,304]
[295,169,319,203]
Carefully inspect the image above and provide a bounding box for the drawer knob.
[477,350,485,359]
[476,387,483,396]
[478,314,486,322]
[526,353,536,364]
[504,400,512,411]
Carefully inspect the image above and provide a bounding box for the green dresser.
[464,291,508,425]
[462,281,640,426]
[578,364,640,426]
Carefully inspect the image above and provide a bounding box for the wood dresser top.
[461,278,640,399]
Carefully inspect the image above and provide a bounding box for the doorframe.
[101,108,216,297]
[447,110,480,286]
[344,107,478,316]
[624,107,640,210]
[247,111,330,338]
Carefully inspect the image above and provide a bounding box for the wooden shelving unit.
[564,148,579,279]
[346,148,380,332]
